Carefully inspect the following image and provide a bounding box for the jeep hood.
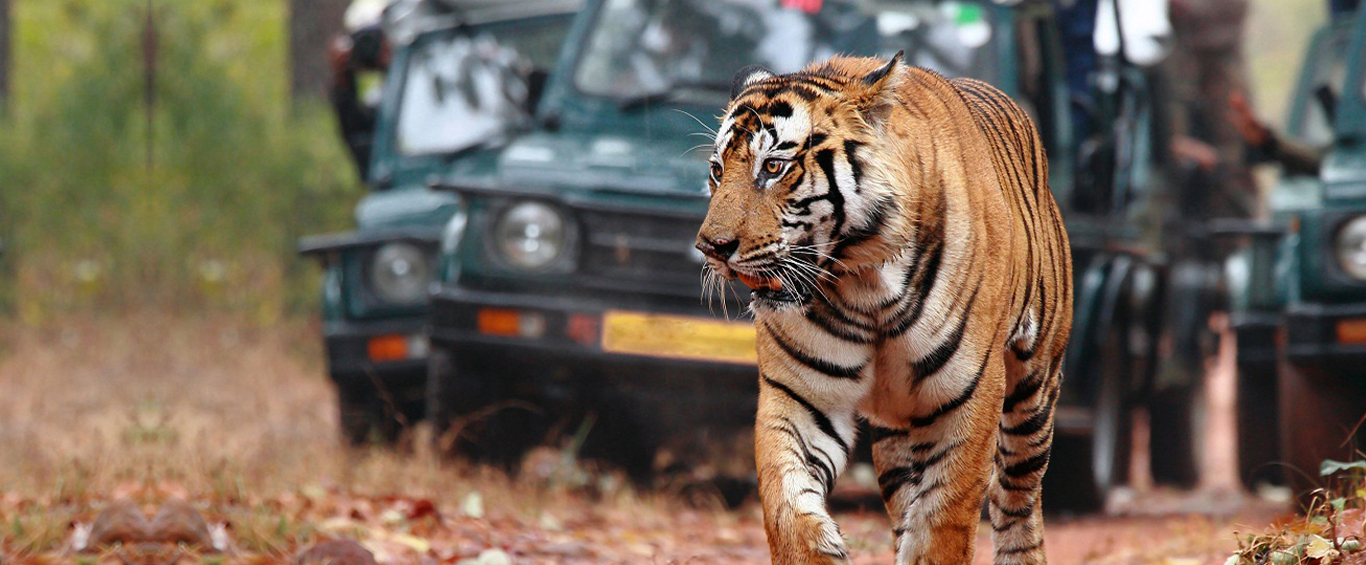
[492,131,710,197]
[355,147,508,228]
[354,187,461,229]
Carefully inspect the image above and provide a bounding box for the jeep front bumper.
[324,317,429,404]
[1284,301,1366,371]
[429,285,758,369]
[428,285,761,447]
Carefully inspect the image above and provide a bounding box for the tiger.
[694,52,1073,565]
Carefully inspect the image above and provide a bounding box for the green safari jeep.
[298,0,579,445]
[1226,6,1366,496]
[427,0,1177,510]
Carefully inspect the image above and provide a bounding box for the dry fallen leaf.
[461,493,485,520]
[456,549,512,565]
[297,539,377,565]
[1304,535,1340,562]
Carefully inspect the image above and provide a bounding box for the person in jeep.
[330,11,390,179]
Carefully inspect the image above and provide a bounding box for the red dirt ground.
[0,314,1292,564]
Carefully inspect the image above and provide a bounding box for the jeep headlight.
[494,201,569,270]
[369,242,431,304]
[1337,215,1366,281]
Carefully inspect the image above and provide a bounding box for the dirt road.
[0,313,1291,564]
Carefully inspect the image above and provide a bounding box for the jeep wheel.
[1044,321,1133,513]
[1278,359,1366,505]
[1148,379,1205,488]
[1148,260,1217,488]
[337,379,402,447]
[426,345,478,456]
[426,345,541,470]
[1235,359,1282,488]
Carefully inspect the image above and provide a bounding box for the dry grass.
[0,311,334,497]
[0,311,781,564]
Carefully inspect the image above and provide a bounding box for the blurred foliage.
[0,0,364,323]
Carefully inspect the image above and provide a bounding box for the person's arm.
[1264,134,1325,177]
[1228,91,1324,176]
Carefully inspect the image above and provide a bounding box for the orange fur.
[698,54,1072,565]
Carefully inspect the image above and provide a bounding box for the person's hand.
[1228,91,1271,147]
[329,36,353,80]
[1171,135,1220,171]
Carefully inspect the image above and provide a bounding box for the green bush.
[0,0,364,322]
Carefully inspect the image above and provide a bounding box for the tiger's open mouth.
[737,272,806,304]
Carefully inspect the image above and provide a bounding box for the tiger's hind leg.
[871,349,1006,565]
[988,354,1062,565]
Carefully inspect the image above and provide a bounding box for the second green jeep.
[300,0,579,445]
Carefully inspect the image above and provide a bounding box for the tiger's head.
[696,53,907,309]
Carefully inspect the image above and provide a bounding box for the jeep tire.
[1278,360,1366,505]
[336,378,403,446]
[1148,379,1205,488]
[1235,359,1282,488]
[1044,320,1132,513]
[426,345,542,470]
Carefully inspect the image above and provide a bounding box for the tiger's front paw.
[765,506,851,565]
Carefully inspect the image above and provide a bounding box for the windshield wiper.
[617,80,731,110]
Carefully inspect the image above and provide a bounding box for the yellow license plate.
[601,310,757,365]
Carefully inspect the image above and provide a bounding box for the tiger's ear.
[861,51,902,88]
[731,65,775,100]
[850,51,903,122]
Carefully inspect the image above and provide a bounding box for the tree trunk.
[0,0,11,114]
[288,0,348,101]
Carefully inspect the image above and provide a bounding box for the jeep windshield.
[575,0,999,102]
[396,21,569,156]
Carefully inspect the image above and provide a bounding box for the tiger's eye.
[709,162,723,182]
[764,159,784,175]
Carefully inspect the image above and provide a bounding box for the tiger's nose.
[696,236,739,261]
